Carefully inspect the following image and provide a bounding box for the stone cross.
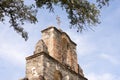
[56,15,61,28]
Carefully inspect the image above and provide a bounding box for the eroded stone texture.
[41,27,79,73]
[26,54,44,80]
[34,40,48,54]
[26,52,87,80]
[24,26,87,80]
[41,27,62,62]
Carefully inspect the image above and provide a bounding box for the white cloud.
[0,23,35,67]
[0,42,27,67]
[100,53,119,65]
[76,39,96,56]
[86,73,120,80]
[66,30,97,56]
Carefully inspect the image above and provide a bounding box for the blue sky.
[0,0,120,80]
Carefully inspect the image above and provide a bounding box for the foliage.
[0,0,37,41]
[36,0,109,32]
[0,0,110,41]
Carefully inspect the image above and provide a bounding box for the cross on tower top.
[56,15,61,29]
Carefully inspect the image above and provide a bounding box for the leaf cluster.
[35,0,109,32]
[0,0,37,41]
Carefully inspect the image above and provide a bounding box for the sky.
[0,0,120,80]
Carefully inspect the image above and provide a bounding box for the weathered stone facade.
[22,27,87,80]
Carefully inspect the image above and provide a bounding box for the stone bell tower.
[21,26,87,80]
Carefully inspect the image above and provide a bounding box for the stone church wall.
[26,52,87,80]
[21,27,87,80]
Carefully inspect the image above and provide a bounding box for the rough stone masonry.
[20,26,87,80]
